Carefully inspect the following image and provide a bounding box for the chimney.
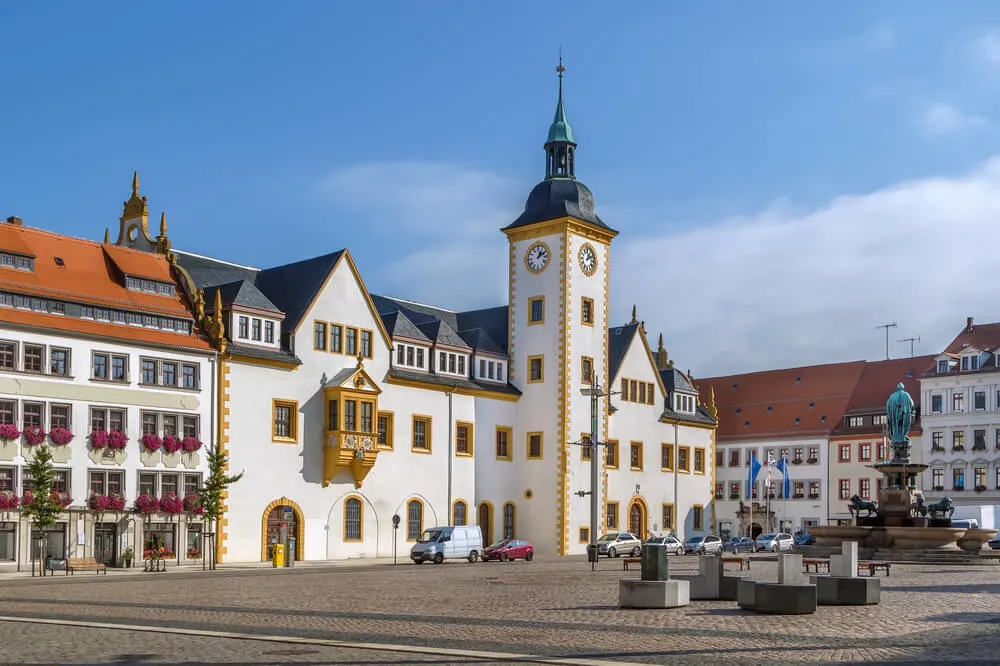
[967,316,975,332]
[6,216,22,226]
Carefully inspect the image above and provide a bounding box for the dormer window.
[937,360,949,373]
[674,393,695,414]
[960,354,980,371]
[395,343,427,370]
[0,253,33,272]
[848,416,863,428]
[436,351,467,377]
[234,314,280,346]
[125,276,175,296]
[476,357,506,383]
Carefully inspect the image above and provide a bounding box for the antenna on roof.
[898,335,920,358]
[876,322,897,360]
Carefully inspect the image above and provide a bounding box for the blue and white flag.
[747,454,762,499]
[775,455,791,499]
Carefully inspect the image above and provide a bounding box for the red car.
[482,539,534,562]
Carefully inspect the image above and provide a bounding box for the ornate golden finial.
[707,386,718,419]
[556,51,565,76]
[159,212,167,237]
[655,332,669,370]
[658,333,664,351]
[132,171,140,197]
[356,352,365,368]
[213,287,223,315]
[630,305,638,324]
[103,228,110,244]
[121,171,149,222]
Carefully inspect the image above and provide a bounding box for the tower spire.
[545,54,576,180]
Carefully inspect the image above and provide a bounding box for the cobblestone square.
[0,556,997,664]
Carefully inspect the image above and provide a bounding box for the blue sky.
[3,2,1000,375]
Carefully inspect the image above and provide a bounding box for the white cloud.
[919,103,989,135]
[320,158,1000,377]
[970,30,1000,67]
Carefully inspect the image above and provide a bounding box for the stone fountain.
[810,383,997,554]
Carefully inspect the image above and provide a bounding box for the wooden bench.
[66,557,107,575]
[622,557,642,571]
[859,560,890,577]
[803,558,830,573]
[721,556,750,571]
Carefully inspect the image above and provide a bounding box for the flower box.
[141,433,162,452]
[952,447,965,452]
[90,430,109,449]
[975,485,987,492]
[791,459,803,465]
[22,426,46,446]
[162,436,182,454]
[134,495,159,514]
[728,494,740,500]
[808,493,820,499]
[182,493,204,514]
[186,548,201,559]
[933,485,944,491]
[806,458,818,464]
[0,491,19,510]
[159,493,183,514]
[793,493,804,499]
[181,436,202,452]
[88,494,126,512]
[0,423,20,441]
[49,427,74,446]
[108,431,127,450]
[953,486,965,491]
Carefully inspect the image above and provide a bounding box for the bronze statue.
[926,497,955,519]
[885,383,915,462]
[847,494,878,518]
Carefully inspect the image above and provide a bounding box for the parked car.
[988,536,1000,550]
[724,536,755,553]
[596,532,642,558]
[951,519,979,529]
[683,535,723,555]
[755,532,794,553]
[410,525,483,564]
[482,539,534,562]
[794,533,816,547]
[645,535,684,555]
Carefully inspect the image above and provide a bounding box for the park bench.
[65,557,107,575]
[803,558,830,573]
[622,557,642,571]
[859,560,890,577]
[721,556,750,571]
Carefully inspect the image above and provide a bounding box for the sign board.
[392,514,400,527]
[283,507,293,520]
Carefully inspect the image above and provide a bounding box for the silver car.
[754,532,794,552]
[596,532,642,558]
[645,535,684,555]
[683,534,723,555]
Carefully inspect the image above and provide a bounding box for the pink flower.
[181,436,202,452]
[141,433,162,452]
[108,431,127,450]
[159,493,183,514]
[0,423,20,441]
[134,494,159,513]
[20,491,34,507]
[162,435,182,454]
[22,426,46,446]
[49,427,74,446]
[107,494,126,511]
[49,491,72,509]
[0,491,19,510]
[89,430,109,449]
[88,494,110,511]
[182,493,202,514]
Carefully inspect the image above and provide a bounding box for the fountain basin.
[809,526,870,545]
[956,528,999,552]
[883,526,966,550]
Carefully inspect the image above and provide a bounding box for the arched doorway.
[627,499,647,540]
[478,502,493,545]
[260,498,305,562]
[750,522,762,539]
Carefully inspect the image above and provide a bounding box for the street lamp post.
[577,372,619,558]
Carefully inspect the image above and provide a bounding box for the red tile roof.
[843,356,935,413]
[696,361,866,441]
[942,319,1000,355]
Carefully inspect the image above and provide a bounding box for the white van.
[410,525,483,564]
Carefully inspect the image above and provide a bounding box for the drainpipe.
[673,421,679,539]
[447,388,454,526]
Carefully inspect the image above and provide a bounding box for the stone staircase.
[797,544,1000,565]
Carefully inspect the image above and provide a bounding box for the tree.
[198,444,243,570]
[21,445,62,577]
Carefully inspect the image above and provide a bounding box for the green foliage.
[198,445,243,524]
[21,445,61,532]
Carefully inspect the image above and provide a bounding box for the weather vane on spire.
[556,48,565,77]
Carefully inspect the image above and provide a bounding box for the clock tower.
[502,60,617,556]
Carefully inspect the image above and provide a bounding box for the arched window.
[453,500,467,526]
[344,497,362,541]
[502,502,515,539]
[407,499,423,541]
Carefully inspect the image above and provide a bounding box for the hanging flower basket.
[141,433,162,452]
[159,493,183,514]
[89,430,109,449]
[182,493,204,514]
[108,494,126,511]
[0,491,19,510]
[49,427,74,446]
[50,491,72,509]
[181,436,203,452]
[108,431,128,450]
[162,435,182,454]
[20,490,34,507]
[0,423,20,441]
[135,494,159,514]
[22,426,46,446]
[88,494,110,511]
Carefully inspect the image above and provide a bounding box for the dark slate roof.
[381,311,431,343]
[373,296,510,355]
[661,404,718,427]
[417,320,471,351]
[176,251,258,289]
[502,178,616,234]
[204,279,281,314]
[458,327,506,358]
[228,342,301,366]
[608,323,639,382]
[660,367,698,395]
[255,251,344,333]
[388,367,521,397]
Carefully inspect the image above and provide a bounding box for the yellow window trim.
[526,431,544,460]
[345,326,360,356]
[692,503,705,531]
[405,498,424,542]
[581,356,594,385]
[578,526,591,543]
[693,446,707,475]
[361,328,375,358]
[495,425,513,461]
[411,414,433,454]
[581,296,595,327]
[343,495,364,542]
[376,410,394,449]
[629,441,644,471]
[452,499,469,525]
[605,439,619,469]
[661,503,675,531]
[329,323,344,354]
[502,501,517,539]
[313,321,328,351]
[678,445,691,474]
[455,420,474,457]
[661,443,674,472]
[605,500,620,530]
[271,399,299,444]
[527,354,544,383]
[528,296,545,326]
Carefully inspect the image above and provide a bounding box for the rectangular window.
[581,297,594,325]
[527,432,543,459]
[808,481,819,498]
[456,422,472,456]
[360,402,373,433]
[448,354,456,374]
[251,318,262,341]
[953,430,965,450]
[344,400,356,431]
[859,478,871,500]
[49,348,69,376]
[346,328,358,356]
[678,446,690,473]
[606,502,619,530]
[838,479,851,500]
[238,316,249,339]
[49,404,70,430]
[272,400,298,442]
[848,416,863,427]
[953,392,964,412]
[141,412,157,435]
[932,432,943,450]
[495,426,511,460]
[716,483,725,499]
[412,416,431,452]
[793,481,804,498]
[399,346,407,366]
[141,359,157,384]
[974,429,986,450]
[692,505,704,531]
[361,330,372,358]
[93,353,109,380]
[0,341,15,369]
[181,364,198,389]
[931,468,944,488]
[975,391,987,411]
[528,297,544,324]
[314,322,327,350]
[0,400,15,427]
[953,468,965,490]
[838,444,851,462]
[479,359,486,378]
[974,466,987,489]
[181,416,198,439]
[331,325,342,353]
[629,441,643,470]
[22,402,43,428]
[662,504,674,531]
[729,449,740,466]
[606,440,619,468]
[527,355,544,383]
[138,473,156,497]
[581,434,592,461]
[873,414,887,426]
[161,473,179,496]
[931,395,942,413]
[694,448,705,474]
[265,321,275,343]
[371,410,391,448]
[327,399,338,430]
[579,527,590,543]
[23,344,43,373]
[161,362,177,386]
[111,355,127,382]
[162,414,177,437]
[660,443,673,471]
[581,356,593,384]
[638,382,646,404]
[808,447,819,463]
[859,443,871,462]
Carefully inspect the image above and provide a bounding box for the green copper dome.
[546,73,575,145]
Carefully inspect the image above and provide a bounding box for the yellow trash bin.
[272,543,285,568]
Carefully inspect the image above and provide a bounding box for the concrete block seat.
[812,575,881,605]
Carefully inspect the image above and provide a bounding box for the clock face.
[579,243,598,276]
[525,242,550,273]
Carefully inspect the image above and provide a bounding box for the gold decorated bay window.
[322,361,383,488]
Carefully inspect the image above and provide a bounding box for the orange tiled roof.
[696,361,866,441]
[0,223,190,317]
[2,307,213,350]
[843,356,935,413]
[943,320,1000,355]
